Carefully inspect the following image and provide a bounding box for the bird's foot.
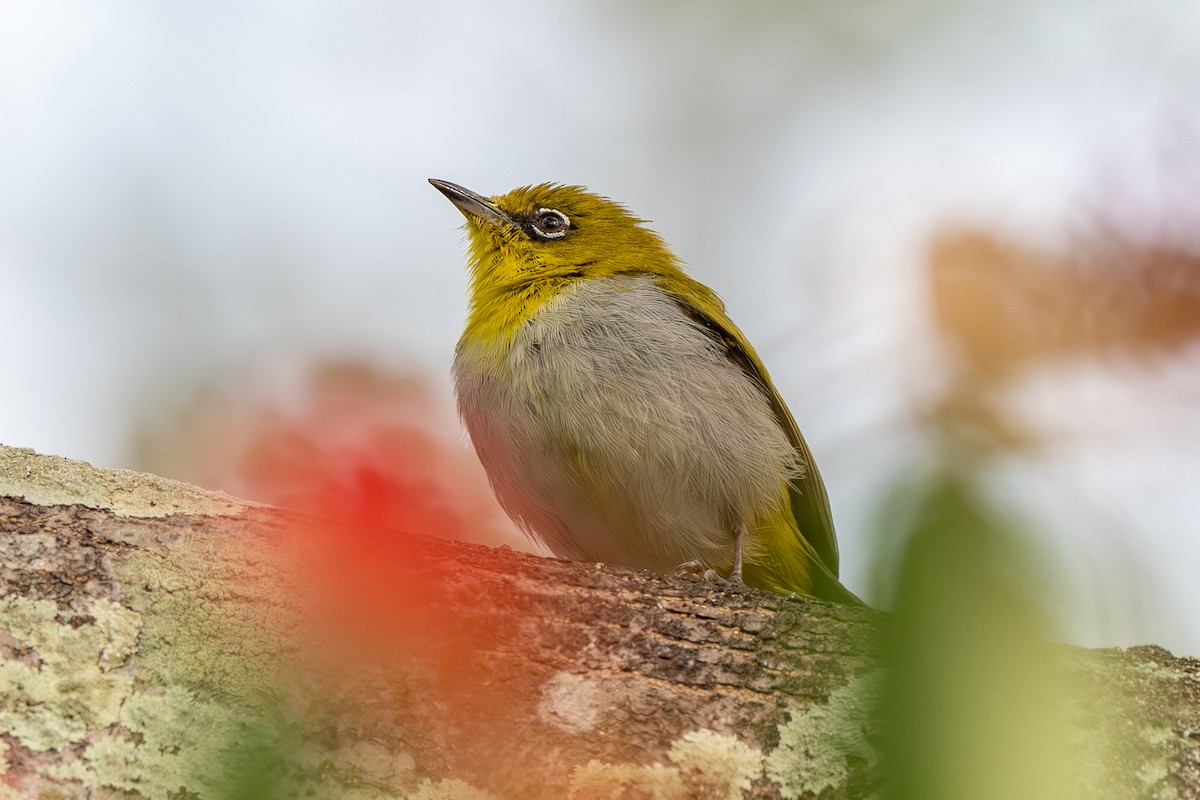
[673,560,721,582]
[674,560,745,588]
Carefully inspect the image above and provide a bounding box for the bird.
[430,178,860,603]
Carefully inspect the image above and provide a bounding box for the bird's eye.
[530,208,570,239]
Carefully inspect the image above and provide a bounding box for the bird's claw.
[674,560,744,587]
[674,560,719,582]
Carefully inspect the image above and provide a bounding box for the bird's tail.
[744,504,867,606]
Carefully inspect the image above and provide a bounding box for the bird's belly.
[453,277,797,572]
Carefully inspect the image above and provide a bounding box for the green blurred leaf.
[875,473,1077,800]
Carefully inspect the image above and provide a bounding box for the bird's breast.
[454,274,799,528]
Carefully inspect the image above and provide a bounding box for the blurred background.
[2,0,1198,657]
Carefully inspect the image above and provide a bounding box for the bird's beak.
[429,179,511,227]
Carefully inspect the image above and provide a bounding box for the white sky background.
[2,0,1199,655]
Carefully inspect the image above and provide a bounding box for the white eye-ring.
[530,208,570,239]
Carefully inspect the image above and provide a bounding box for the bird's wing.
[661,275,840,577]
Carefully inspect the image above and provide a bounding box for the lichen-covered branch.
[1,445,1198,799]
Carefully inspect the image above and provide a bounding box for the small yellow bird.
[431,179,859,603]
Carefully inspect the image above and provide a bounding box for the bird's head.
[430,179,683,291]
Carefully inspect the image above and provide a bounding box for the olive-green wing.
[663,276,840,578]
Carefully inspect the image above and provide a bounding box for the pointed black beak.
[429,179,511,227]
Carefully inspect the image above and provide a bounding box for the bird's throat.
[461,276,571,361]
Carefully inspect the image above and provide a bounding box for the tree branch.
[1,445,1197,799]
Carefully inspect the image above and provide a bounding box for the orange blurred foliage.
[924,228,1200,453]
[930,230,1200,378]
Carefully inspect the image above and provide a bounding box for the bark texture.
[1,445,1198,799]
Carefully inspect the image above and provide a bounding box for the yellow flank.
[432,179,860,604]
